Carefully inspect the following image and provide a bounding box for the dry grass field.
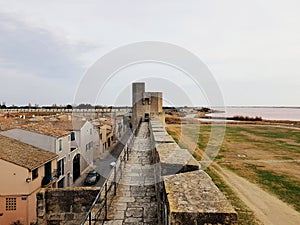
[166,123,300,224]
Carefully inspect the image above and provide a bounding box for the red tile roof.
[0,135,57,170]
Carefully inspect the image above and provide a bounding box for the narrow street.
[93,128,132,186]
[75,129,132,187]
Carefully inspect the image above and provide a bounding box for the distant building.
[114,115,124,139]
[132,82,164,127]
[93,118,114,158]
[0,134,57,225]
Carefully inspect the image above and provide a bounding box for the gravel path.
[214,164,300,225]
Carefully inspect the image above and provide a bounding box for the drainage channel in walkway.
[104,122,158,225]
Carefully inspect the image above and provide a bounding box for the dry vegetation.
[166,121,300,224]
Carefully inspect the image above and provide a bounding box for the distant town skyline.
[0,1,300,106]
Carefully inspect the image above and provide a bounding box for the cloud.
[0,1,299,106]
[0,68,77,106]
[0,12,90,81]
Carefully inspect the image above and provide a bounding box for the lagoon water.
[207,107,300,121]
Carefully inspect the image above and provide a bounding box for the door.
[73,154,80,182]
[44,161,52,178]
[58,178,64,188]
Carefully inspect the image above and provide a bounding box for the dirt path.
[213,164,300,225]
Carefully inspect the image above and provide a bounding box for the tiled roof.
[20,123,70,137]
[0,115,89,133]
[0,118,28,131]
[49,119,88,131]
[0,135,57,170]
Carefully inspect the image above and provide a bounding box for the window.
[58,139,62,152]
[90,128,92,135]
[86,141,93,151]
[32,168,38,180]
[143,98,150,105]
[58,177,64,188]
[6,198,16,211]
[108,138,111,147]
[71,132,75,141]
[57,158,65,176]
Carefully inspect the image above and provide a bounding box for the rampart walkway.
[104,122,158,225]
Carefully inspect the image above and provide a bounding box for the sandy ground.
[213,164,300,225]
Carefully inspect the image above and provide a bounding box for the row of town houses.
[0,113,129,225]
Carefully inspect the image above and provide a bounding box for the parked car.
[144,113,149,122]
[84,170,100,185]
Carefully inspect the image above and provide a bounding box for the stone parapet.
[164,170,237,225]
[150,120,200,176]
[36,187,100,225]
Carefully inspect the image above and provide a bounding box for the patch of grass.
[166,130,177,136]
[166,127,180,144]
[173,137,179,144]
[274,155,294,160]
[215,155,225,160]
[249,165,300,212]
[223,163,239,171]
[192,152,202,161]
[205,167,262,225]
[243,126,300,145]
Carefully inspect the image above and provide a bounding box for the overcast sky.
[0,0,299,106]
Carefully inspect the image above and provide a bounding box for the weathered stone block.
[164,170,238,225]
[125,207,143,218]
[65,213,74,220]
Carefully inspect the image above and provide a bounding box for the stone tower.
[132,82,163,127]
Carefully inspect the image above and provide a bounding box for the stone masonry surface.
[105,122,158,225]
[37,187,100,225]
[164,170,238,224]
[150,120,200,176]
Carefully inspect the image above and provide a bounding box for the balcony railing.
[41,170,59,187]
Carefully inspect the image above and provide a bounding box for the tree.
[76,103,93,109]
[66,104,73,109]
